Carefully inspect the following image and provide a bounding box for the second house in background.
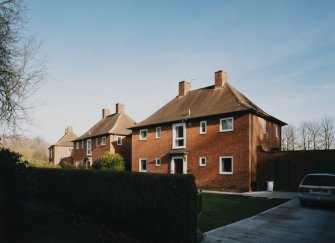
[72,103,136,170]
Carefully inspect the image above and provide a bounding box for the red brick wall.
[250,115,281,186]
[257,150,335,191]
[72,135,131,169]
[132,113,252,191]
[72,140,89,164]
[112,134,132,170]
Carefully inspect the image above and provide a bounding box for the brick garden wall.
[257,150,335,191]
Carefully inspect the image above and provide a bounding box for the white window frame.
[76,142,79,150]
[156,127,161,139]
[200,121,207,134]
[220,117,234,132]
[139,129,148,140]
[95,137,99,147]
[219,156,233,175]
[262,119,267,134]
[117,136,122,145]
[155,158,161,166]
[172,123,186,149]
[101,136,106,145]
[81,140,84,149]
[275,125,278,138]
[139,158,147,172]
[86,139,92,156]
[199,156,206,166]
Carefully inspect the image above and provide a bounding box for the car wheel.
[300,200,306,206]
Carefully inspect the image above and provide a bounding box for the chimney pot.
[65,126,73,134]
[179,81,191,96]
[215,70,228,88]
[116,103,125,113]
[102,108,110,119]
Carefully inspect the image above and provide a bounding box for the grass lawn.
[198,193,288,233]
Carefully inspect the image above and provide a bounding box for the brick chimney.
[102,108,110,119]
[215,70,228,88]
[179,81,191,96]
[116,103,125,113]
[65,126,73,134]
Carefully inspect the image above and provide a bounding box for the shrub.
[33,169,198,242]
[59,160,75,169]
[92,152,125,172]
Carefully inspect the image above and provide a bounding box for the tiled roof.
[52,131,78,147]
[133,82,286,128]
[74,111,136,141]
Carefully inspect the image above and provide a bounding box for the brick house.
[131,70,286,191]
[49,126,77,165]
[72,103,136,170]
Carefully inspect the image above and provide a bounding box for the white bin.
[267,181,274,191]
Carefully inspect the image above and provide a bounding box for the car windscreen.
[302,175,335,186]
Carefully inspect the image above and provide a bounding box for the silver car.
[298,173,335,206]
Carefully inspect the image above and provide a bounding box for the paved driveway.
[202,195,335,243]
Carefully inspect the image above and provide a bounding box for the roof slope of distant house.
[74,110,136,141]
[50,127,77,148]
[133,81,286,129]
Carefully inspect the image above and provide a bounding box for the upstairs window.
[140,129,148,140]
[117,137,122,145]
[220,117,233,132]
[219,156,233,175]
[262,119,267,134]
[200,121,207,134]
[101,136,106,145]
[172,123,186,149]
[95,137,99,147]
[81,140,84,149]
[76,142,79,150]
[275,125,279,138]
[86,139,92,156]
[155,158,161,166]
[156,127,161,139]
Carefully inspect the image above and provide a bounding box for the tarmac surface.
[202,191,335,243]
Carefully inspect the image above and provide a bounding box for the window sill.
[220,172,233,175]
[220,129,233,132]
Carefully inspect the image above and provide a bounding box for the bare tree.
[0,0,45,132]
[297,120,321,150]
[298,121,310,150]
[320,116,335,150]
[281,125,297,151]
[307,120,320,150]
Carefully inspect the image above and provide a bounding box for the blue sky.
[23,0,335,143]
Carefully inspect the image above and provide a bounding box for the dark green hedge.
[0,148,35,239]
[32,168,198,242]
